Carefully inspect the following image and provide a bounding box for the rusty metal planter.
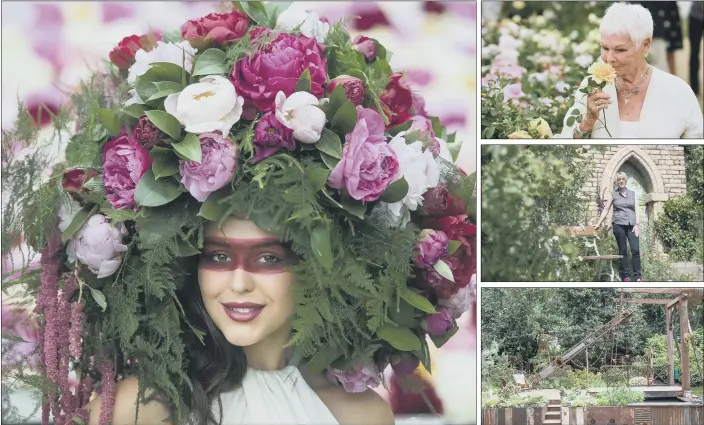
[482,406,547,425]
[562,406,704,425]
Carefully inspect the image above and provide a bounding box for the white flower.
[276,9,331,43]
[498,34,522,51]
[438,283,473,319]
[555,82,570,93]
[576,54,594,69]
[435,137,453,163]
[274,91,326,144]
[530,118,553,138]
[529,72,549,83]
[127,41,197,85]
[58,199,83,233]
[164,75,244,135]
[387,134,440,212]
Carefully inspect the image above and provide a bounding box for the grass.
[692,386,704,398]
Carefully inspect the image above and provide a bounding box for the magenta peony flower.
[103,135,153,210]
[422,184,467,217]
[327,75,365,106]
[66,214,128,278]
[62,168,98,199]
[380,73,413,128]
[179,132,237,202]
[414,229,449,269]
[181,10,250,46]
[327,362,381,393]
[230,28,328,114]
[438,283,473,319]
[134,115,162,150]
[327,107,398,203]
[352,35,376,62]
[423,306,454,336]
[252,112,295,163]
[409,92,428,117]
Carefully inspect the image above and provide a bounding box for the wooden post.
[679,297,690,392]
[586,348,589,372]
[667,306,675,386]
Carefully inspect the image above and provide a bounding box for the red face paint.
[199,237,296,274]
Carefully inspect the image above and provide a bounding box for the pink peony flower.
[502,83,524,102]
[252,112,295,163]
[66,214,128,278]
[134,115,162,150]
[422,215,477,291]
[438,283,473,319]
[327,362,381,393]
[380,73,413,128]
[230,28,328,115]
[414,229,449,269]
[409,92,428,117]
[327,107,398,203]
[103,135,153,210]
[406,116,439,154]
[1,303,39,368]
[423,306,454,336]
[179,132,237,202]
[327,75,365,106]
[181,9,250,46]
[352,35,377,62]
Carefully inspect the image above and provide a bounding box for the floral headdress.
[1,2,476,424]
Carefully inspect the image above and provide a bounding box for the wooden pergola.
[614,288,704,393]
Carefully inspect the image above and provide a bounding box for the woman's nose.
[229,268,255,293]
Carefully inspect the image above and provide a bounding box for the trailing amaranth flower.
[66,214,128,278]
[99,359,116,425]
[69,301,84,359]
[327,362,381,393]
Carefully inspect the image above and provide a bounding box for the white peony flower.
[435,137,453,163]
[164,75,244,135]
[57,199,83,233]
[276,9,331,43]
[127,41,197,85]
[274,91,326,144]
[388,134,441,211]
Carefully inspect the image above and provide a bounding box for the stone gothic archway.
[600,146,669,251]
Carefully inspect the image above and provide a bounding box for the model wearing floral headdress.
[1,3,476,425]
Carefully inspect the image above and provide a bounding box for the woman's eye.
[210,253,231,263]
[257,254,281,264]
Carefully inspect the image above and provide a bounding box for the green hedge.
[653,195,704,262]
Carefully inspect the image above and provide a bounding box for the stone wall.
[580,145,687,223]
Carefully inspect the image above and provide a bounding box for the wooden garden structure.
[554,226,622,281]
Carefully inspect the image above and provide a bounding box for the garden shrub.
[653,195,704,262]
[647,328,704,386]
[482,393,549,408]
[595,386,645,406]
[684,145,704,205]
[562,390,596,407]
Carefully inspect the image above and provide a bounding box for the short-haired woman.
[558,3,703,139]
[594,172,643,282]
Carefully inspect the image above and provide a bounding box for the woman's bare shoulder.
[84,376,172,425]
[316,385,394,425]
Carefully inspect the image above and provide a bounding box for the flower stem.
[601,109,613,138]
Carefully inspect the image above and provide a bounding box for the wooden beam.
[667,307,675,386]
[619,288,690,295]
[679,298,690,392]
[613,298,673,305]
[668,295,686,310]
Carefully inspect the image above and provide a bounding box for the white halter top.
[211,366,339,425]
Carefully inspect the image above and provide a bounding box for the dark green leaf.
[399,287,436,314]
[305,167,330,192]
[379,177,409,204]
[264,1,292,27]
[134,170,182,207]
[430,326,459,349]
[146,89,178,102]
[152,160,179,179]
[331,101,358,135]
[172,133,202,163]
[377,325,422,351]
[89,287,107,311]
[310,224,333,270]
[319,190,344,209]
[154,81,183,92]
[145,110,182,140]
[150,146,178,163]
[61,205,98,244]
[370,38,387,61]
[234,1,270,27]
[174,238,201,257]
[340,197,367,219]
[326,84,348,121]
[192,48,229,76]
[571,109,581,116]
[485,126,496,139]
[390,298,419,328]
[315,128,343,159]
[295,68,312,93]
[97,108,120,136]
[121,104,147,119]
[415,337,432,374]
[319,151,341,169]
[150,62,188,83]
[306,345,343,374]
[566,116,576,127]
[198,190,230,223]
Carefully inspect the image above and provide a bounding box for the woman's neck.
[619,186,627,193]
[619,61,649,85]
[243,324,292,370]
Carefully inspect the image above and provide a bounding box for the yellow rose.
[513,1,526,10]
[529,118,553,138]
[587,61,617,85]
[507,130,531,139]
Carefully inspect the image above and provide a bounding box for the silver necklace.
[616,66,650,105]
